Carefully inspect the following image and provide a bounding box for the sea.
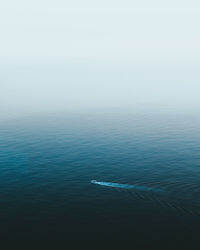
[0,110,200,248]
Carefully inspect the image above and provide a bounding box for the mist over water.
[1,61,200,122]
[0,111,200,247]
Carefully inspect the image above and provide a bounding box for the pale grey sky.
[0,0,200,119]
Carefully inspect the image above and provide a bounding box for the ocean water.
[0,111,200,247]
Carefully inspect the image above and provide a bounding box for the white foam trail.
[91,180,164,193]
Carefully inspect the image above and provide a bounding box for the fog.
[0,0,200,120]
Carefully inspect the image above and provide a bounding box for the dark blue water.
[0,111,200,248]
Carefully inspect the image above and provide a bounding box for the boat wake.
[91,180,164,193]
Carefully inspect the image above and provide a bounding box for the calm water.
[0,111,200,247]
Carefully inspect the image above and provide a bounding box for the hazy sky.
[0,0,200,119]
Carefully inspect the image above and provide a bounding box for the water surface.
[0,111,200,247]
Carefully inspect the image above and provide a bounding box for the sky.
[0,0,200,120]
